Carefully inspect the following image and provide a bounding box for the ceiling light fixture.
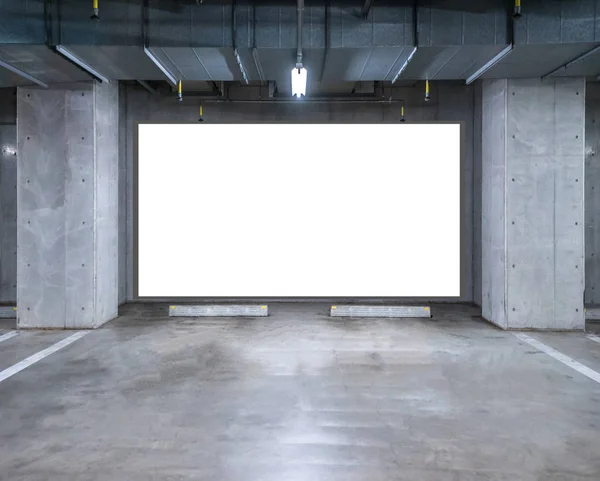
[291,66,307,98]
[292,0,306,98]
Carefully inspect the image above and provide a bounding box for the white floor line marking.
[587,334,600,344]
[513,332,600,384]
[0,331,89,384]
[0,331,18,343]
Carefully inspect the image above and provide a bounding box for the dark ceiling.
[0,0,599,94]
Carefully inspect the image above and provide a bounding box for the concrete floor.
[0,303,600,480]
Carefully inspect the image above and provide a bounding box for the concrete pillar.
[481,78,585,330]
[585,83,600,305]
[0,88,17,303]
[17,81,119,328]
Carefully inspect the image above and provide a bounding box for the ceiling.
[1,0,600,94]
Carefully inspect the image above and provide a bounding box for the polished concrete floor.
[1,303,600,480]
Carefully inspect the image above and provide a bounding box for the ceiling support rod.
[296,0,304,67]
[0,59,49,88]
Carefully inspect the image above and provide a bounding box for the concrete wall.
[17,81,119,328]
[94,81,120,323]
[481,78,585,330]
[0,88,17,303]
[119,81,477,302]
[481,79,507,327]
[585,82,600,305]
[473,82,483,307]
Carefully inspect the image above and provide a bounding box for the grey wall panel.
[121,82,475,303]
[436,83,474,302]
[63,87,95,328]
[93,81,119,326]
[17,89,69,327]
[0,88,17,303]
[505,78,584,329]
[481,77,585,329]
[473,81,482,306]
[118,83,128,304]
[481,79,507,328]
[585,82,600,305]
[17,82,119,328]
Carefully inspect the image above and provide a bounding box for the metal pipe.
[91,0,99,20]
[513,0,521,17]
[296,0,304,66]
[175,97,406,104]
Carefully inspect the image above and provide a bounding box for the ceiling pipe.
[320,0,329,82]
[179,97,406,104]
[296,0,304,68]
[513,0,521,17]
[91,0,99,20]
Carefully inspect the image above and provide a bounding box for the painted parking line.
[587,334,600,345]
[0,332,18,343]
[0,331,89,384]
[513,333,600,385]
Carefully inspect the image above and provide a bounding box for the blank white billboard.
[137,123,460,298]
